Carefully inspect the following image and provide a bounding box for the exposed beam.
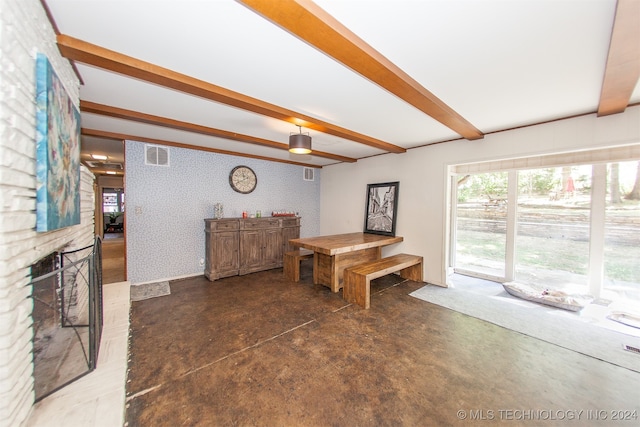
[80,101,356,163]
[598,0,640,116]
[237,0,483,141]
[81,128,323,168]
[58,34,405,154]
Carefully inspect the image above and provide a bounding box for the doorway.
[96,176,126,283]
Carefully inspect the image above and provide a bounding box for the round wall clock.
[229,165,257,194]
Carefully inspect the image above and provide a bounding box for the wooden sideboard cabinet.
[204,217,300,281]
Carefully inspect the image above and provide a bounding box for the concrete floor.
[125,262,640,426]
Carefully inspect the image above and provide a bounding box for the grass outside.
[457,229,640,282]
[456,221,640,303]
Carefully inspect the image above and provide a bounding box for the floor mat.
[410,282,640,373]
[130,281,171,301]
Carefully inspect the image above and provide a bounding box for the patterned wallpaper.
[125,141,321,284]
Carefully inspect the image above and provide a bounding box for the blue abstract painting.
[35,53,81,232]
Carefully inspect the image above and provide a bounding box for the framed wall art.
[35,53,81,232]
[363,181,399,236]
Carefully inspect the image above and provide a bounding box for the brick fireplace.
[0,2,96,425]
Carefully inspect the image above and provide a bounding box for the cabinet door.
[240,229,263,273]
[263,228,283,268]
[214,231,239,278]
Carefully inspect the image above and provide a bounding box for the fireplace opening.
[29,238,103,402]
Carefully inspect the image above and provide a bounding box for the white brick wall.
[0,1,95,426]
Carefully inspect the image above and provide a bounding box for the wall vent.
[145,144,170,166]
[623,344,640,355]
[303,167,314,181]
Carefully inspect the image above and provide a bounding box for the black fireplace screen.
[29,237,103,402]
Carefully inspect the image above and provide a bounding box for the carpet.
[130,281,171,302]
[410,280,640,373]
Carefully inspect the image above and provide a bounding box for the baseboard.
[130,272,203,286]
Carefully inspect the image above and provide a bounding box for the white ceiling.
[43,0,640,175]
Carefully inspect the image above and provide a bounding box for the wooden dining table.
[288,232,403,293]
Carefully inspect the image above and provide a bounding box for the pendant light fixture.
[289,125,312,154]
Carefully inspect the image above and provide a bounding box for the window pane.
[604,161,640,303]
[103,189,124,213]
[515,166,591,292]
[454,172,508,278]
[103,192,118,213]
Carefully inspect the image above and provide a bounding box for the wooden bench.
[343,253,423,309]
[283,249,314,282]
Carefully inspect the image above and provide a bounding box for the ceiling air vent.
[303,167,314,181]
[145,144,169,166]
[86,161,123,170]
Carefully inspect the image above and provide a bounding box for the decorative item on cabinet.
[213,203,224,219]
[272,211,297,217]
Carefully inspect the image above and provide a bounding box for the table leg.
[332,247,380,292]
[314,252,332,287]
[313,252,320,285]
[313,247,382,293]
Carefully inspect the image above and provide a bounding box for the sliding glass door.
[453,172,508,280]
[515,166,592,294]
[603,161,640,302]
[450,151,640,305]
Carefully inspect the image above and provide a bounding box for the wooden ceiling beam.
[598,0,640,116]
[80,101,356,163]
[58,34,405,154]
[81,128,324,168]
[237,0,483,141]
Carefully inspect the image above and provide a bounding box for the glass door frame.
[449,170,517,283]
[447,156,638,302]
